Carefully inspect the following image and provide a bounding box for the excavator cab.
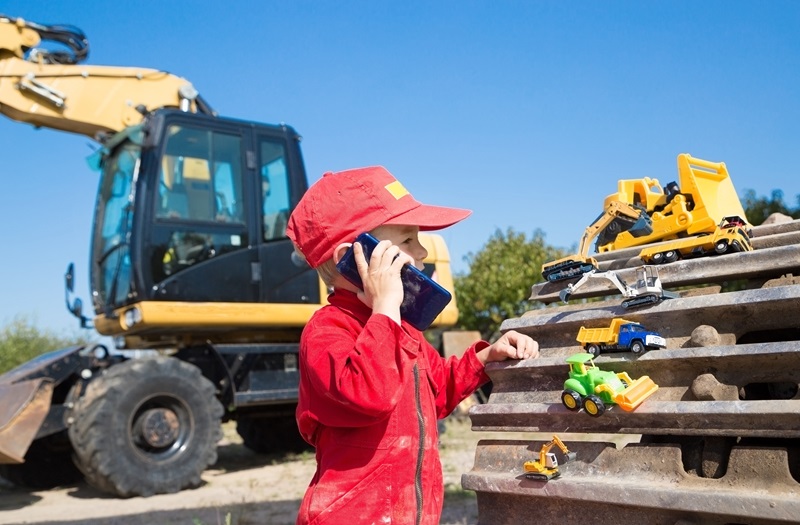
[79,109,323,343]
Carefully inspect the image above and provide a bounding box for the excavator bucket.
[0,378,54,464]
[614,375,658,412]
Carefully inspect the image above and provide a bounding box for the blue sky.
[1,1,798,335]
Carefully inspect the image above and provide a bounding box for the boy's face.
[370,224,428,270]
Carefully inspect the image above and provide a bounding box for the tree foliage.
[454,228,565,339]
[0,317,90,374]
[741,189,800,226]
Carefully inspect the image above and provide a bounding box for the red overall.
[295,290,489,524]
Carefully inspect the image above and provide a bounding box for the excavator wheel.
[68,357,224,497]
[561,390,582,411]
[582,395,606,417]
[714,240,729,254]
[236,413,311,454]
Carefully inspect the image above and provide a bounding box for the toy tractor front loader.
[596,370,659,412]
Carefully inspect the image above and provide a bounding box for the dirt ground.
[0,415,519,525]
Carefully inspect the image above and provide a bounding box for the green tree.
[454,228,565,339]
[741,189,800,226]
[0,317,91,374]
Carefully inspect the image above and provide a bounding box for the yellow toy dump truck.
[561,353,659,416]
[596,154,753,261]
[576,318,666,356]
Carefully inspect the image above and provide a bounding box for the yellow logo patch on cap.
[385,180,410,200]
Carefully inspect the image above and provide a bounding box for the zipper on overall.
[414,363,425,525]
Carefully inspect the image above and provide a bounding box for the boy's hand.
[477,330,539,364]
[354,239,413,324]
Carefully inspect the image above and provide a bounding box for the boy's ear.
[332,243,352,264]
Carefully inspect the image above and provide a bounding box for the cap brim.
[384,203,472,231]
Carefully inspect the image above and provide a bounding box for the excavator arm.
[0,14,213,141]
[542,200,653,282]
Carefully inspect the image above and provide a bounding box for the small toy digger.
[523,435,577,480]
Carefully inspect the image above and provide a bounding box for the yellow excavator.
[541,200,653,282]
[523,434,577,480]
[0,14,460,496]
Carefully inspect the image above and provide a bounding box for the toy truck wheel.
[583,395,606,417]
[586,344,601,356]
[68,357,224,497]
[714,240,729,254]
[630,340,645,354]
[651,252,664,264]
[664,250,679,263]
[561,390,582,411]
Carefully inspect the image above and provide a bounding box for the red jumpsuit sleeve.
[300,313,419,427]
[425,340,491,419]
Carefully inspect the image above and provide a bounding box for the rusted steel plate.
[512,284,800,350]
[468,399,800,437]
[530,244,800,304]
[486,342,800,402]
[471,219,800,523]
[0,379,53,464]
[463,439,800,524]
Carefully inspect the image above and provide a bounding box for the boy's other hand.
[478,330,539,364]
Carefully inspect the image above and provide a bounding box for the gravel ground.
[0,413,517,525]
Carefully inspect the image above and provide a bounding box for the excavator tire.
[236,412,311,454]
[68,357,223,497]
[0,431,82,489]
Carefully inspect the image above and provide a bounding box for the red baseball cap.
[286,166,471,268]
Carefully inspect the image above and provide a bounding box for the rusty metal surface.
[531,244,800,303]
[467,221,800,523]
[463,440,800,525]
[0,379,53,464]
[530,218,800,304]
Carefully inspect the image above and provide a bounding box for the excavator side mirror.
[65,263,75,293]
[64,263,92,329]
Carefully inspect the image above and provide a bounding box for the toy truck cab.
[617,322,666,354]
[577,318,666,356]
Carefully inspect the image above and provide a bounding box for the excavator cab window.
[260,139,291,241]
[157,125,244,223]
[154,124,248,278]
[93,142,138,311]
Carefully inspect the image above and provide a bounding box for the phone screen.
[336,232,452,331]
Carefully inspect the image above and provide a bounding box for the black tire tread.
[68,357,223,497]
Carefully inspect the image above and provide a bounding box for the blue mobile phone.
[336,232,452,331]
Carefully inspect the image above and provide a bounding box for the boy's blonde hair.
[316,258,338,286]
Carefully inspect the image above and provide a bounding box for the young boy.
[286,166,538,525]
